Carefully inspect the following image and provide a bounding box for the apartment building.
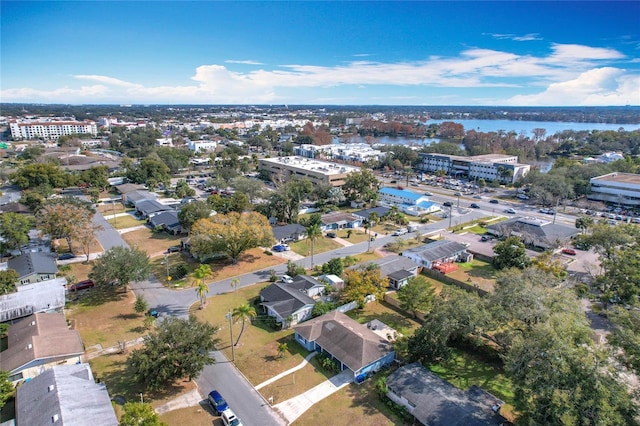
[10,118,98,140]
[588,172,640,207]
[418,153,530,184]
[259,156,360,187]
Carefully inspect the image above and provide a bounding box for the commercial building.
[10,118,98,140]
[378,187,438,216]
[588,172,640,207]
[417,153,530,184]
[259,156,360,187]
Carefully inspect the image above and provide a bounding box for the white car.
[221,409,242,426]
[281,275,294,284]
[504,208,516,214]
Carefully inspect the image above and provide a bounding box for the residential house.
[0,312,84,384]
[288,275,326,299]
[317,274,345,291]
[486,216,580,249]
[378,187,438,216]
[259,282,316,327]
[135,199,174,219]
[8,252,58,285]
[359,255,421,289]
[124,190,159,208]
[271,223,307,243]
[114,183,146,200]
[386,363,506,426]
[148,210,183,235]
[0,277,67,323]
[294,311,396,380]
[16,363,118,426]
[0,202,31,215]
[320,212,361,230]
[402,240,472,269]
[352,206,391,222]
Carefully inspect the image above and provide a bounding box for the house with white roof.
[378,187,439,216]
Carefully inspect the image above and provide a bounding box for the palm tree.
[305,223,322,268]
[231,303,256,346]
[192,264,212,309]
[230,277,240,292]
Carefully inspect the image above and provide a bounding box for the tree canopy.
[493,236,530,270]
[128,315,218,391]
[342,169,380,204]
[396,275,436,318]
[0,212,32,254]
[89,246,150,290]
[119,402,166,426]
[341,265,388,309]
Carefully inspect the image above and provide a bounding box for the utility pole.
[448,205,453,229]
[226,311,235,362]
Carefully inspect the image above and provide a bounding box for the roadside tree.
[89,246,150,292]
[321,257,344,276]
[128,315,218,391]
[0,371,13,410]
[134,295,148,315]
[192,264,212,309]
[36,196,95,251]
[342,169,380,205]
[74,221,103,262]
[231,303,257,346]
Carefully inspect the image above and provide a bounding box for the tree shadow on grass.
[71,287,126,307]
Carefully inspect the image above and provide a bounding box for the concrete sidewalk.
[273,370,352,424]
[255,352,317,390]
[155,389,204,415]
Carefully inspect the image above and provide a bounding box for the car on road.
[326,232,337,238]
[423,191,433,196]
[489,199,499,204]
[469,203,480,209]
[443,201,453,207]
[221,409,242,426]
[473,195,482,199]
[68,279,95,291]
[272,244,290,252]
[281,274,294,284]
[389,180,397,184]
[207,390,229,415]
[561,248,577,255]
[481,235,491,242]
[504,208,516,214]
[57,253,76,260]
[539,208,549,214]
[454,192,462,196]
[392,228,408,236]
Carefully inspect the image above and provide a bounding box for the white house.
[187,139,218,152]
[378,187,439,216]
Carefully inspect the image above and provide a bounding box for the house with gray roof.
[288,275,326,299]
[135,199,174,219]
[0,277,67,323]
[0,312,84,384]
[402,240,472,269]
[352,206,391,222]
[386,363,506,426]
[271,223,307,243]
[294,311,395,380]
[487,216,580,249]
[8,252,58,285]
[148,210,183,235]
[320,212,361,230]
[16,363,118,426]
[259,282,316,328]
[122,189,158,207]
[115,183,146,196]
[358,254,421,289]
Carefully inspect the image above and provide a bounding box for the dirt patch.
[121,228,183,257]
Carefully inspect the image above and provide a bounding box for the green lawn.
[456,259,497,280]
[107,214,146,229]
[333,228,370,244]
[290,237,343,256]
[346,301,421,336]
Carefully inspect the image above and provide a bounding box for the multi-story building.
[588,172,640,207]
[9,118,98,140]
[259,156,360,187]
[417,153,530,184]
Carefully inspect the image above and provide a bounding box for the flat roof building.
[588,172,640,207]
[10,118,98,140]
[259,156,360,187]
[418,153,530,184]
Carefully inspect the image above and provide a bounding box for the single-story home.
[378,187,439,216]
[288,275,326,299]
[8,252,58,286]
[16,363,118,426]
[487,216,580,249]
[135,199,174,219]
[294,311,396,380]
[386,362,506,426]
[352,206,391,222]
[271,223,307,243]
[317,274,345,290]
[259,282,316,328]
[148,210,183,235]
[115,183,146,196]
[320,212,361,230]
[123,189,159,208]
[0,312,84,384]
[357,254,421,289]
[0,277,67,323]
[402,240,472,269]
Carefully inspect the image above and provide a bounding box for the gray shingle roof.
[135,199,173,215]
[403,240,468,262]
[7,252,58,279]
[357,254,420,278]
[260,282,315,318]
[16,363,118,426]
[386,363,505,426]
[352,206,391,220]
[320,212,359,226]
[288,275,323,292]
[487,216,580,247]
[115,183,146,194]
[125,190,158,204]
[271,223,306,241]
[294,311,393,373]
[148,210,181,229]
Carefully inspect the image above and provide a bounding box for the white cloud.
[224,60,264,65]
[73,75,143,88]
[487,33,542,41]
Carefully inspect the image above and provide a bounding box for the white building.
[259,156,360,187]
[378,187,439,216]
[187,139,217,152]
[588,172,640,207]
[418,153,530,184]
[10,118,98,141]
[155,137,173,147]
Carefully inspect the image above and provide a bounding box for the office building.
[418,153,530,184]
[588,172,640,207]
[259,156,360,187]
[10,118,98,140]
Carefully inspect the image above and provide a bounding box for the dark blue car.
[208,390,228,415]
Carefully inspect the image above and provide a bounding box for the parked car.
[392,228,408,236]
[166,245,182,253]
[473,195,482,199]
[147,309,160,318]
[469,203,480,209]
[443,201,453,207]
[57,253,76,260]
[272,244,290,252]
[504,208,516,214]
[68,279,95,291]
[489,199,499,204]
[221,409,242,426]
[281,275,294,284]
[423,191,433,196]
[454,192,462,196]
[481,235,491,242]
[539,208,549,214]
[561,248,577,255]
[207,390,229,415]
[326,232,337,238]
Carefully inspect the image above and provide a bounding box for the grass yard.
[258,357,334,404]
[159,405,215,426]
[448,259,497,292]
[295,379,401,426]
[346,300,421,336]
[107,214,147,230]
[382,237,425,254]
[290,236,343,256]
[66,288,149,349]
[464,224,490,235]
[429,348,516,420]
[121,228,183,257]
[333,228,370,244]
[53,236,103,258]
[97,203,130,215]
[371,223,403,235]
[192,283,312,386]
[352,250,383,263]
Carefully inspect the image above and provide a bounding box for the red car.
[561,248,577,256]
[68,279,95,291]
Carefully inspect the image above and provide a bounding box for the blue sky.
[1,1,639,106]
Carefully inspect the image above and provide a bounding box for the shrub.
[171,264,189,280]
[264,250,273,256]
[268,270,277,282]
